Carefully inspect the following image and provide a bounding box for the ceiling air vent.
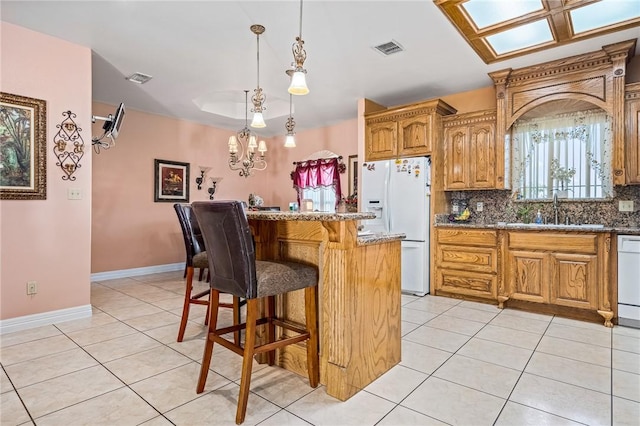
[373,40,404,56]
[125,72,153,84]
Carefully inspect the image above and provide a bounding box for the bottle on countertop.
[535,209,543,224]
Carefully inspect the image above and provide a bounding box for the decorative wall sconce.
[53,110,85,181]
[208,177,223,200]
[195,166,212,190]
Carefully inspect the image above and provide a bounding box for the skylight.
[571,0,640,34]
[462,0,543,29]
[486,19,553,55]
[435,0,640,63]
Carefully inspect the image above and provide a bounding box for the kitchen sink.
[504,223,605,229]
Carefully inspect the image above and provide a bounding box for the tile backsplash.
[443,185,640,227]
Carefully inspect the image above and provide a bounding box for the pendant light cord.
[298,0,303,39]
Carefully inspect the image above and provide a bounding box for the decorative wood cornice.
[365,99,456,123]
[442,109,496,127]
[626,82,640,99]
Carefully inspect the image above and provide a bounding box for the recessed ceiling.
[436,0,640,63]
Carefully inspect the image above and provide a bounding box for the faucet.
[553,193,560,225]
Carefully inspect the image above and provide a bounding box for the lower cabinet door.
[507,250,549,303]
[549,253,598,309]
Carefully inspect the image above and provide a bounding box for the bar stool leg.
[196,289,220,393]
[305,286,319,387]
[177,266,195,342]
[266,295,276,365]
[236,298,259,425]
[233,296,242,345]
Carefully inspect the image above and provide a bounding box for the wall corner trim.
[0,304,92,335]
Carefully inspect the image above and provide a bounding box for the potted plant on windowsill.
[550,159,576,199]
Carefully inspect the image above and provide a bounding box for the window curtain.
[292,157,342,207]
[511,109,612,199]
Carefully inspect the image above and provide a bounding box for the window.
[300,187,337,213]
[291,157,342,212]
[512,109,613,200]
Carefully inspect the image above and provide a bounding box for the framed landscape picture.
[154,159,189,202]
[0,92,47,200]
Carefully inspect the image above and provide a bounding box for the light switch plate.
[619,200,634,212]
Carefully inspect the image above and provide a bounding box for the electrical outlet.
[26,281,37,295]
[68,188,82,200]
[619,200,634,212]
[452,204,459,213]
[476,202,484,212]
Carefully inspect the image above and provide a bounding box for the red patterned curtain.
[292,157,342,205]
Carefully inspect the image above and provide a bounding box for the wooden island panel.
[248,213,402,401]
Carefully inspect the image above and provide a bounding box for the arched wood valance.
[489,39,636,185]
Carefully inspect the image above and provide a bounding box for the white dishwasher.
[618,235,640,328]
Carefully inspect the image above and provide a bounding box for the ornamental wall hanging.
[53,110,85,180]
[0,92,47,200]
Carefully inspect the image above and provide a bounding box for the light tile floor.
[1,271,639,425]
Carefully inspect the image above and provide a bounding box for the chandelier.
[250,24,267,128]
[287,0,309,95]
[228,91,267,178]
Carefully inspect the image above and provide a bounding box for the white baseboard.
[0,304,92,335]
[90,262,183,282]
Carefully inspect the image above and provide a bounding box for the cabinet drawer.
[437,245,497,273]
[436,269,497,299]
[508,232,597,254]
[436,229,497,247]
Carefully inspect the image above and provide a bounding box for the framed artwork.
[0,92,47,200]
[154,159,190,202]
[348,154,358,196]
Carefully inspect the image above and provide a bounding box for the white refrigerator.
[361,157,431,296]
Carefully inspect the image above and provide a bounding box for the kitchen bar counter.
[435,222,640,234]
[247,211,402,401]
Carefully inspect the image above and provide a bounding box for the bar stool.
[192,201,319,425]
[173,203,243,343]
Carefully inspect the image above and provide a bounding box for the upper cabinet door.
[444,125,469,190]
[398,115,432,157]
[625,84,640,185]
[365,121,397,161]
[469,122,496,188]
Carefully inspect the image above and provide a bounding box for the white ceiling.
[2,1,640,137]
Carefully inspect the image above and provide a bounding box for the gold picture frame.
[154,159,190,202]
[0,92,47,200]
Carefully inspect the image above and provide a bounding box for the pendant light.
[250,24,267,128]
[287,0,309,95]
[284,94,296,148]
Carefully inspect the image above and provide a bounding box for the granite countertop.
[246,210,375,221]
[357,232,406,246]
[435,222,640,235]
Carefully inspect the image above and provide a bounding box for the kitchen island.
[245,210,404,401]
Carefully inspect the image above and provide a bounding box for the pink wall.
[90,104,356,273]
[0,23,92,320]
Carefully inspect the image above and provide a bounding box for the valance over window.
[292,157,342,210]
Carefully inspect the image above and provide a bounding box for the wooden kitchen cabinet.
[625,82,640,184]
[364,99,456,161]
[434,228,498,301]
[502,231,612,326]
[443,110,498,190]
[365,120,397,161]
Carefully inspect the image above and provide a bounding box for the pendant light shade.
[284,134,296,148]
[250,112,266,128]
[288,70,309,95]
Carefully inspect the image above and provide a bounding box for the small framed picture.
[154,159,190,202]
[348,155,358,196]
